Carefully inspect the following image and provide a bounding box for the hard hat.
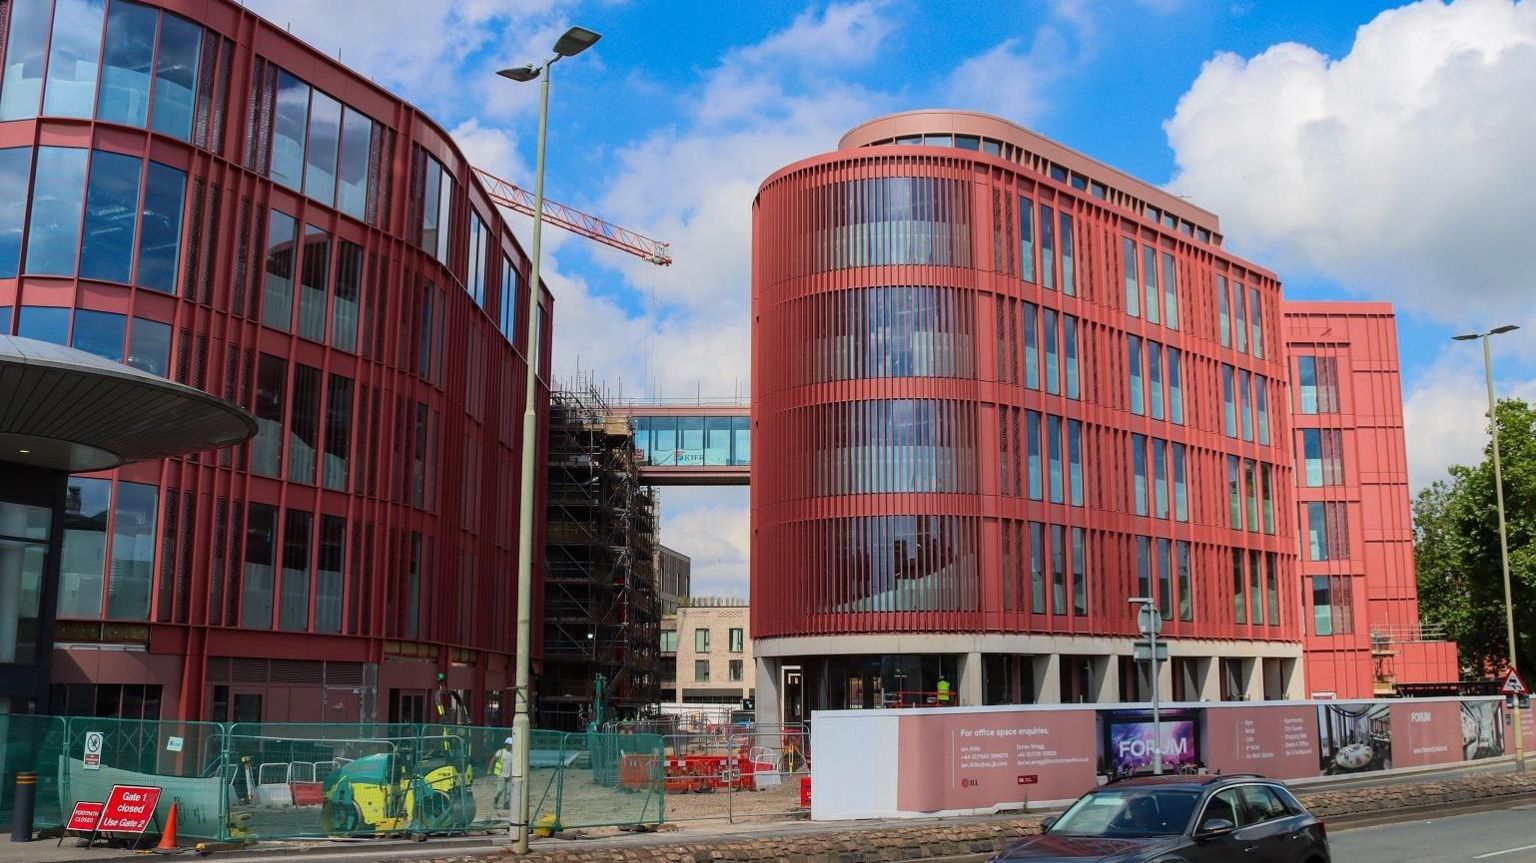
[504,736,515,745]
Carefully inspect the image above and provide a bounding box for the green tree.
[1414,399,1536,678]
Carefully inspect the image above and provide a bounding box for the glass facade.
[636,415,751,467]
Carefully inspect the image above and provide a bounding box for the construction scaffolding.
[541,384,661,731]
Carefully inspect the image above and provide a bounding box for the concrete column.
[1242,658,1264,702]
[1195,657,1220,702]
[960,652,984,705]
[1281,658,1304,700]
[1155,658,1174,702]
[1091,655,1119,705]
[1032,654,1061,704]
[754,657,782,726]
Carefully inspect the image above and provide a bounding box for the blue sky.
[248,0,1536,596]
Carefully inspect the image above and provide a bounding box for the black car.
[992,774,1331,863]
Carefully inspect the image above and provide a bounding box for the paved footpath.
[1332,804,1536,862]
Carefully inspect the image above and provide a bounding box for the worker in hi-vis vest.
[937,675,951,704]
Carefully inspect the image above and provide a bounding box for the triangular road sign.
[1502,669,1527,695]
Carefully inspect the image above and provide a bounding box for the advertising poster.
[1317,702,1391,774]
[1390,701,1461,768]
[1204,704,1319,780]
[896,709,1096,811]
[1098,709,1201,778]
[1461,699,1506,760]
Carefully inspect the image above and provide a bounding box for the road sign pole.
[1150,622,1161,775]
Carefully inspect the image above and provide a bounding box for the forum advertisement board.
[816,696,1511,819]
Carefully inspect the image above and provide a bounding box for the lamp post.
[1129,596,1163,775]
[1452,323,1524,771]
[498,25,602,854]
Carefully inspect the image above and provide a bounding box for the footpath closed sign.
[66,801,103,832]
[99,785,161,834]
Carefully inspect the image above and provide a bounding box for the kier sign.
[99,785,161,834]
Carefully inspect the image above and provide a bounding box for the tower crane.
[473,167,672,266]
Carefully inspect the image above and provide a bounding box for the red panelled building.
[1284,303,1456,698]
[0,0,550,722]
[751,111,1452,718]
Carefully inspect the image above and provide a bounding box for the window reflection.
[136,161,186,293]
[818,515,978,614]
[303,90,341,205]
[150,11,201,141]
[71,308,126,360]
[811,177,972,273]
[337,108,373,219]
[80,150,142,282]
[316,516,345,634]
[813,286,975,382]
[0,148,31,276]
[105,480,157,620]
[58,477,112,619]
[97,0,157,127]
[125,316,170,376]
[0,0,53,120]
[252,353,287,477]
[298,224,330,342]
[18,305,70,344]
[26,146,89,275]
[42,0,106,119]
[243,503,277,629]
[812,399,977,494]
[279,509,312,631]
[271,71,310,190]
[262,210,297,331]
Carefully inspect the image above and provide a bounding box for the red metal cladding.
[0,0,551,722]
[751,118,1301,650]
[1283,302,1457,698]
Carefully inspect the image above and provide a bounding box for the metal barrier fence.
[652,723,810,824]
[0,716,664,841]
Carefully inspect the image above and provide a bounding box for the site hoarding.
[811,696,1511,820]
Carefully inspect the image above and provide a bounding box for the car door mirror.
[1197,818,1236,839]
[1039,816,1058,832]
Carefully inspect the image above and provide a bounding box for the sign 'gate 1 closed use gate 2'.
[98,785,161,834]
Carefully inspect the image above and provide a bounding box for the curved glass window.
[814,176,972,272]
[97,0,157,127]
[41,0,106,119]
[71,308,126,359]
[813,286,974,381]
[105,480,157,620]
[811,399,977,494]
[337,108,373,220]
[303,90,341,205]
[25,146,89,275]
[125,316,170,376]
[0,148,32,276]
[17,305,69,344]
[0,0,53,119]
[80,150,143,283]
[270,71,310,190]
[150,11,201,141]
[136,161,185,293]
[818,515,979,613]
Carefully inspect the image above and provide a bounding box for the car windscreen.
[1048,788,1201,838]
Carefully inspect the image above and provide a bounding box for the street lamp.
[1452,323,1523,771]
[499,25,602,854]
[1128,596,1163,775]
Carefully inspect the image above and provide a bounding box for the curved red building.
[752,111,1302,715]
[0,0,549,722]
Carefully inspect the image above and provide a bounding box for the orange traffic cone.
[154,801,179,853]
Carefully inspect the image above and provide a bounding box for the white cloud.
[943,33,1064,125]
[1164,0,1536,326]
[1402,347,1536,491]
[659,488,751,599]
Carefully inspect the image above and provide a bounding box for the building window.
[126,317,170,376]
[1063,314,1079,399]
[1048,415,1064,504]
[1176,540,1192,622]
[1307,501,1350,561]
[288,364,321,485]
[41,0,106,118]
[71,309,125,360]
[303,90,341,206]
[1168,348,1184,424]
[1157,537,1173,620]
[0,0,53,120]
[1023,302,1040,390]
[271,70,310,190]
[1255,378,1271,445]
[252,354,287,477]
[1152,438,1169,519]
[695,660,710,682]
[1071,527,1087,616]
[1299,429,1345,486]
[323,374,353,491]
[105,481,157,621]
[1172,443,1188,522]
[80,150,142,283]
[1161,252,1179,330]
[729,660,744,682]
[18,306,69,344]
[499,254,519,339]
[1135,536,1150,601]
[58,477,113,619]
[1217,275,1231,348]
[241,503,276,629]
[1040,203,1055,290]
[1051,524,1066,616]
[337,107,375,220]
[1030,522,1045,613]
[1142,244,1159,325]
[467,210,489,306]
[1128,336,1144,415]
[660,631,678,653]
[1266,552,1280,627]
[1244,459,1259,533]
[1261,464,1276,535]
[695,628,710,653]
[279,509,312,631]
[1232,548,1246,624]
[1067,419,1084,507]
[298,224,331,342]
[1043,309,1060,395]
[1249,549,1264,625]
[1233,282,1248,353]
[1019,196,1035,283]
[1221,364,1236,437]
[25,146,88,275]
[1227,455,1242,529]
[262,210,298,331]
[1123,237,1139,317]
[1297,356,1340,414]
[1131,433,1148,516]
[1148,341,1164,420]
[1059,211,1075,296]
[1312,576,1333,636]
[316,515,345,634]
[0,148,31,277]
[728,627,744,653]
[332,240,362,352]
[813,176,972,272]
[1027,411,1043,500]
[1249,287,1264,358]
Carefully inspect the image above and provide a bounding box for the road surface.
[1333,804,1536,862]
